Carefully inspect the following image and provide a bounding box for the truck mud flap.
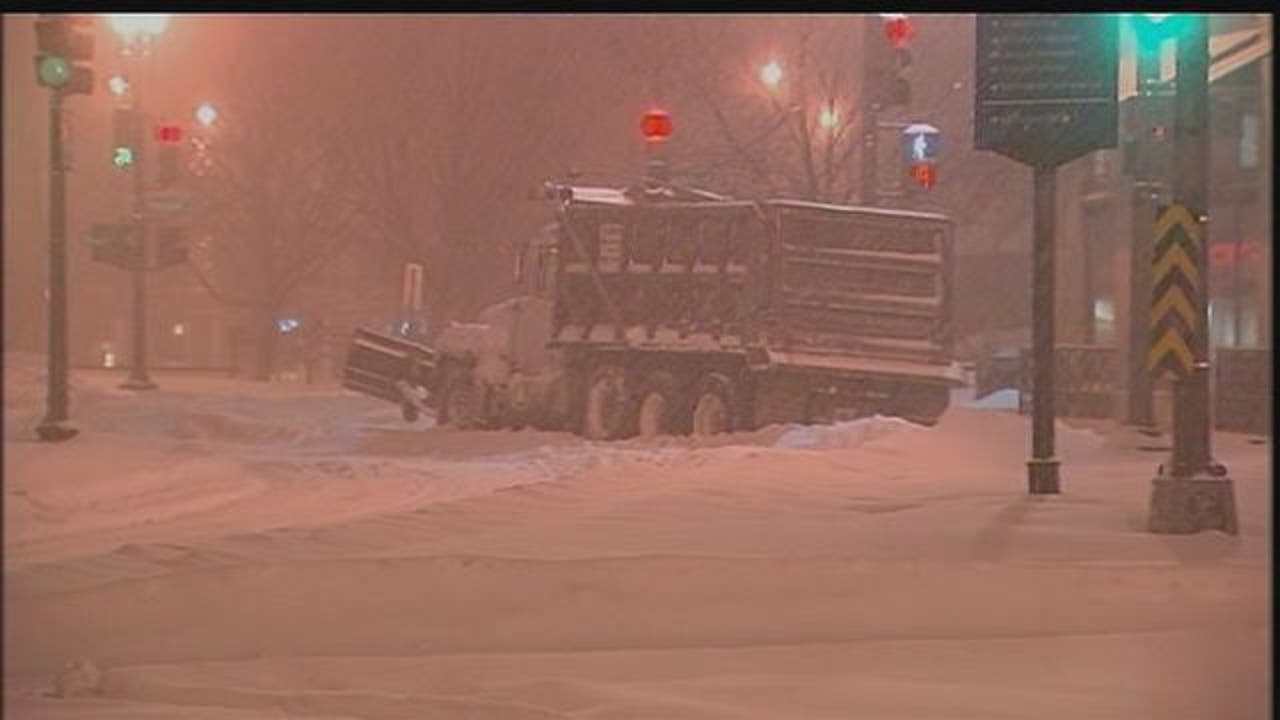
[341,328,437,405]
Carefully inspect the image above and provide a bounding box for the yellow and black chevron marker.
[1148,203,1201,380]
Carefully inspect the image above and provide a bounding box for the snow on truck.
[342,181,963,439]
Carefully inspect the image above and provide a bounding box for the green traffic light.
[1129,12,1190,49]
[37,54,71,88]
[112,146,134,169]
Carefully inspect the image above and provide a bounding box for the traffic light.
[640,108,673,142]
[1130,13,1190,54]
[112,107,139,170]
[153,123,183,189]
[34,15,94,94]
[868,14,913,108]
[901,123,940,191]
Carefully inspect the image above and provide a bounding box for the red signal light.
[909,161,936,189]
[154,123,182,144]
[881,14,914,48]
[640,108,673,143]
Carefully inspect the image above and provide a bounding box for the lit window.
[1092,298,1116,345]
[172,322,186,336]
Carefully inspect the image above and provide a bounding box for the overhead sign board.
[975,14,1119,167]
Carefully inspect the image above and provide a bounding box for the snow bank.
[771,415,921,450]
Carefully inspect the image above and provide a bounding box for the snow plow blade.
[341,328,437,406]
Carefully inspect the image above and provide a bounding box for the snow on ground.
[3,353,1271,719]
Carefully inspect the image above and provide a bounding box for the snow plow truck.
[342,181,964,439]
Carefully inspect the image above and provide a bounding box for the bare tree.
[187,26,362,380]
[341,17,594,335]
[602,15,865,202]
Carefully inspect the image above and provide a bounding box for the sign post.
[975,14,1119,494]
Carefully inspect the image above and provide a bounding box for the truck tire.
[636,370,684,438]
[691,373,736,437]
[584,364,633,441]
[440,372,482,430]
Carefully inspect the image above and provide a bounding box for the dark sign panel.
[974,14,1119,167]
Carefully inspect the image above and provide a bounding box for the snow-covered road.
[4,356,1271,719]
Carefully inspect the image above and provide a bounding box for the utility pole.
[1148,14,1237,534]
[1125,35,1162,429]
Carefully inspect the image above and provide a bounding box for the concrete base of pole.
[1027,457,1061,494]
[35,420,79,443]
[1148,473,1238,535]
[119,378,158,391]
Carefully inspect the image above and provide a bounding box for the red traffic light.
[909,161,936,189]
[881,14,914,48]
[154,123,182,144]
[640,108,673,142]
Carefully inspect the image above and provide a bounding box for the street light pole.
[35,87,78,442]
[1148,14,1237,534]
[110,21,162,391]
[121,84,155,391]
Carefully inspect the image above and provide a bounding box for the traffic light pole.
[1148,14,1236,534]
[121,65,155,391]
[35,88,78,442]
[1125,44,1160,429]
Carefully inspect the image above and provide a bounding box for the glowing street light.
[817,103,840,131]
[105,14,170,40]
[759,59,783,90]
[106,73,130,97]
[194,101,219,128]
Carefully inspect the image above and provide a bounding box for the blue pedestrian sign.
[901,123,941,163]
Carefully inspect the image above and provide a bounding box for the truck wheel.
[584,365,633,441]
[691,373,736,437]
[441,373,482,430]
[894,383,950,426]
[636,370,683,438]
[401,403,420,423]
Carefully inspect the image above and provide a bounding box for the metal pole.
[35,89,78,442]
[1148,14,1236,535]
[121,55,155,391]
[1028,163,1059,494]
[1125,45,1159,428]
[1169,15,1213,477]
[859,14,880,206]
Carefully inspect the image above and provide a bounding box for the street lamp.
[817,102,840,131]
[106,14,169,42]
[759,59,783,90]
[194,101,219,128]
[106,72,130,97]
[105,13,170,391]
